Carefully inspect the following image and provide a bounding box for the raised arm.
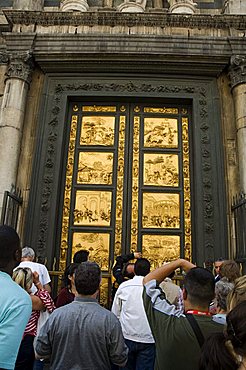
[143,259,196,285]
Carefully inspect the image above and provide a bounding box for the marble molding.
[60,0,89,11]
[168,0,197,14]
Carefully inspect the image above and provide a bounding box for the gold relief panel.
[144,107,178,114]
[82,106,116,112]
[77,152,113,185]
[144,117,178,148]
[142,193,180,228]
[144,154,179,187]
[80,116,115,146]
[142,235,180,267]
[72,232,109,271]
[74,191,112,226]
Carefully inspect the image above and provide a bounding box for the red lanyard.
[186,310,211,316]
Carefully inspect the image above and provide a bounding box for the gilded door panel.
[80,116,115,146]
[74,190,112,226]
[142,193,180,229]
[143,153,179,187]
[77,152,114,185]
[143,117,178,148]
[72,232,110,270]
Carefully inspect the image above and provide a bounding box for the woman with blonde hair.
[12,267,55,370]
[227,275,246,312]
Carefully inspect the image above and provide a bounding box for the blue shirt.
[0,271,32,370]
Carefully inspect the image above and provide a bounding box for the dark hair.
[199,301,246,370]
[226,300,246,356]
[75,261,101,295]
[122,262,135,279]
[134,258,150,277]
[220,260,241,283]
[199,332,237,370]
[63,263,79,288]
[0,225,20,268]
[73,250,89,264]
[184,267,215,306]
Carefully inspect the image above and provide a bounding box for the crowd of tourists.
[0,224,246,370]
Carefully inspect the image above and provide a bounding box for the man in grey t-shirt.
[35,261,128,370]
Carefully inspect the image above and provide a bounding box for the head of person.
[226,300,246,358]
[73,249,89,264]
[220,260,241,283]
[134,258,151,277]
[214,257,225,277]
[75,261,101,296]
[122,262,135,279]
[200,301,246,370]
[0,225,21,274]
[214,279,234,313]
[63,263,79,288]
[183,267,215,310]
[21,246,35,262]
[227,275,246,312]
[12,267,33,292]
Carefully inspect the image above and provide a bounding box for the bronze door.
[59,102,191,305]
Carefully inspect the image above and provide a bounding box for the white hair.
[22,246,35,259]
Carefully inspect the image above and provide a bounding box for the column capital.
[0,51,9,65]
[5,51,34,85]
[228,55,246,90]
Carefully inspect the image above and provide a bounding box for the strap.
[185,313,205,348]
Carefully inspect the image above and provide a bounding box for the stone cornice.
[3,10,246,30]
[229,55,246,89]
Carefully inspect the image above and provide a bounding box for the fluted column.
[0,52,33,214]
[229,55,246,192]
[60,0,89,11]
[167,0,197,14]
[13,0,44,10]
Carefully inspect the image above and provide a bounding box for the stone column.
[117,0,146,12]
[229,55,246,192]
[60,0,89,11]
[0,52,33,215]
[167,0,197,14]
[223,0,246,14]
[13,0,44,10]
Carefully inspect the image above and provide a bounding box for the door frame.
[24,74,228,273]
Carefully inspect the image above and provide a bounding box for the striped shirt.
[24,289,55,337]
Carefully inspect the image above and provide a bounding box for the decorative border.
[4,10,246,30]
[37,79,216,265]
[58,114,78,273]
[131,114,140,250]
[114,115,126,256]
[182,117,192,260]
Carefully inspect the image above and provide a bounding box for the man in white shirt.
[112,258,155,370]
[18,246,51,293]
